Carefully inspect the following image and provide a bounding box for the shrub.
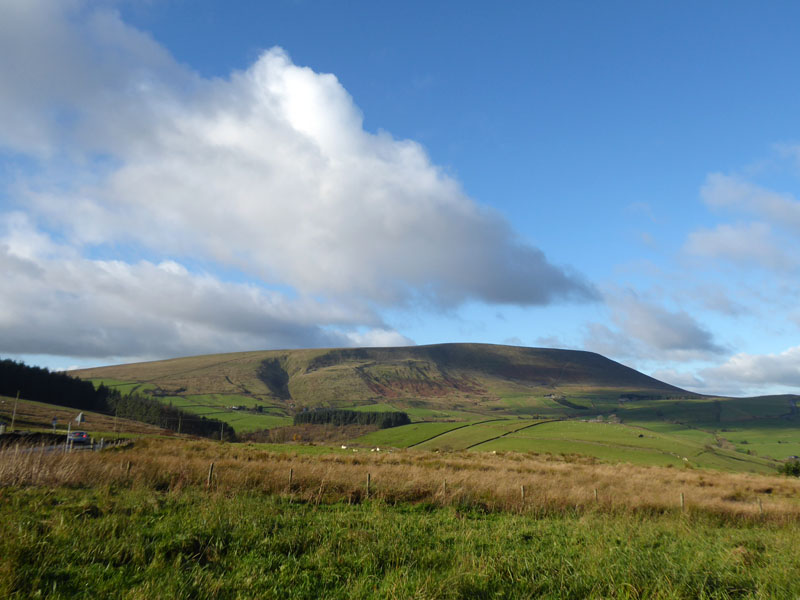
[780,460,800,477]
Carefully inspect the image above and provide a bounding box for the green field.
[412,419,542,451]
[89,378,157,396]
[354,421,479,448]
[160,400,291,433]
[4,487,800,599]
[84,383,293,434]
[348,418,781,473]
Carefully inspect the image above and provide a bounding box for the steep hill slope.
[73,343,686,412]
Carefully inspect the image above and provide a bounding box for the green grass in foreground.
[2,487,799,599]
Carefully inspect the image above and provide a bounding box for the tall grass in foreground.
[2,439,800,521]
[2,487,800,599]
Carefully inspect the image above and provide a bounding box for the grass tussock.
[3,439,799,522]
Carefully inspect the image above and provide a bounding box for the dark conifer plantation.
[294,408,410,429]
[0,359,234,440]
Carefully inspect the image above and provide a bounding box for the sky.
[1,0,800,397]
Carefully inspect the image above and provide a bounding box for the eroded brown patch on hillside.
[353,361,485,398]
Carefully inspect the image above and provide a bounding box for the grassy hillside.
[71,344,800,469]
[73,343,686,418]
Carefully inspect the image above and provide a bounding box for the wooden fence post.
[680,492,685,512]
[758,497,763,515]
[289,468,294,488]
[366,472,371,498]
[594,488,599,503]
[521,485,526,501]
[207,462,215,489]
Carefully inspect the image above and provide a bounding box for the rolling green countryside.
[72,343,800,473]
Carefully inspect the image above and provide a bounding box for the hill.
[72,343,690,430]
[71,343,800,471]
[73,343,685,409]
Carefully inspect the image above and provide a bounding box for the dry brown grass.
[3,439,800,522]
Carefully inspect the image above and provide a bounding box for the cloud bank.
[582,290,724,363]
[0,1,594,361]
[703,346,800,390]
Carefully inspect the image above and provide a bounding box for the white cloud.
[646,368,749,397]
[0,217,401,359]
[0,2,595,360]
[344,329,413,348]
[701,173,800,232]
[0,0,190,157]
[648,368,707,393]
[30,44,594,308]
[583,291,724,362]
[691,284,749,317]
[701,346,800,391]
[685,222,795,270]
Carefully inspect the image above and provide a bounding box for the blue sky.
[2,0,800,396]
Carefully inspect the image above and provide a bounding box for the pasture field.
[3,438,800,598]
[87,385,293,434]
[161,400,291,433]
[349,418,779,473]
[13,382,800,474]
[354,421,479,448]
[710,420,800,461]
[469,421,778,473]
[411,419,544,451]
[90,379,157,396]
[0,395,165,437]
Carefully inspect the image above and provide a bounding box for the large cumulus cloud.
[0,1,594,361]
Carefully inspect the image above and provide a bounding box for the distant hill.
[71,344,800,470]
[73,344,684,403]
[72,343,689,421]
